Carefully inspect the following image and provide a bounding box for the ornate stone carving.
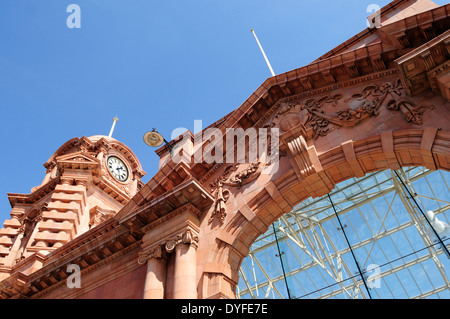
[165,229,199,253]
[301,80,434,138]
[119,184,132,196]
[89,206,115,229]
[208,162,262,225]
[222,162,261,189]
[208,180,230,225]
[138,245,167,265]
[268,80,435,140]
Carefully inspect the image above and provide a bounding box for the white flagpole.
[251,29,275,77]
[108,116,119,138]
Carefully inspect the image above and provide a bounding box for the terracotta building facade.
[0,0,449,299]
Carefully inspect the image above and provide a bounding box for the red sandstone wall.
[75,266,146,299]
[39,248,147,299]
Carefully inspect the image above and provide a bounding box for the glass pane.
[238,167,450,299]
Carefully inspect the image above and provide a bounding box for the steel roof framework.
[237,167,450,299]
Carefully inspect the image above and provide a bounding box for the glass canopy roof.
[237,167,450,299]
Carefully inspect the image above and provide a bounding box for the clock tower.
[0,135,146,268]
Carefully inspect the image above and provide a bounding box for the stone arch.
[201,127,450,299]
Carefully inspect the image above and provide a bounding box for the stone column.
[166,229,198,299]
[138,245,167,299]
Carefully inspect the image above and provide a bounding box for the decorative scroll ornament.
[208,162,262,225]
[138,230,199,265]
[301,80,434,139]
[138,245,167,265]
[165,229,199,253]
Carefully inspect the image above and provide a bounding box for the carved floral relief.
[268,79,435,139]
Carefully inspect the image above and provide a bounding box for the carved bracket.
[283,133,323,180]
[287,135,315,178]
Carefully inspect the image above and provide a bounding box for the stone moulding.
[0,217,142,299]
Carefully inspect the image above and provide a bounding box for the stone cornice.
[395,29,450,65]
[117,177,214,225]
[0,272,28,298]
[317,2,449,60]
[140,202,201,233]
[7,177,60,208]
[0,217,142,299]
[395,29,450,96]
[41,219,125,266]
[30,240,142,299]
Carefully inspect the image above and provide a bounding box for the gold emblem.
[143,130,164,147]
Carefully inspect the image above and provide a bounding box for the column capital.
[60,176,75,186]
[138,245,168,265]
[165,229,199,253]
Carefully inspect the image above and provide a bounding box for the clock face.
[107,156,129,182]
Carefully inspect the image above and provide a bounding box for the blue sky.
[0,0,447,222]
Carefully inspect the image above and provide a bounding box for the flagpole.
[108,116,119,138]
[251,29,275,77]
